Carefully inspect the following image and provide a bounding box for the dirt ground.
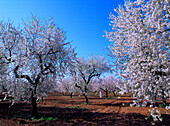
[0,92,169,126]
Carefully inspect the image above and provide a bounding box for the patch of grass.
[38,117,45,121]
[109,96,114,99]
[67,106,87,110]
[159,103,166,108]
[37,117,59,121]
[46,117,53,121]
[83,103,90,105]
[31,117,35,121]
[74,106,81,109]
[5,98,12,102]
[70,106,74,109]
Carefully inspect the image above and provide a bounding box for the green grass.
[30,117,60,122]
[46,117,53,121]
[66,106,87,110]
[83,103,90,105]
[38,117,45,121]
[31,117,35,121]
[159,103,166,108]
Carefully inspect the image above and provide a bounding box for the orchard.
[0,0,169,125]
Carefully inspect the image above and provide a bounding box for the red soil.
[0,93,169,126]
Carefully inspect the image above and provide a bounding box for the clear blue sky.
[0,0,125,59]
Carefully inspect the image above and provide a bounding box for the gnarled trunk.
[83,93,89,104]
[31,87,38,117]
[31,90,38,117]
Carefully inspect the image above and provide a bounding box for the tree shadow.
[0,102,31,120]
[93,101,134,107]
[0,102,169,126]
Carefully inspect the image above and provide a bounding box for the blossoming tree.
[0,54,8,98]
[104,0,169,123]
[70,55,111,104]
[0,16,76,117]
[92,76,120,98]
[56,76,79,98]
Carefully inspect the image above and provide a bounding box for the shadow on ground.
[0,101,170,126]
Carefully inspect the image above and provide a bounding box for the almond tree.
[92,76,121,98]
[71,55,111,104]
[101,76,120,97]
[0,55,6,84]
[0,54,8,98]
[0,16,76,117]
[104,0,169,123]
[56,76,79,98]
[0,23,13,99]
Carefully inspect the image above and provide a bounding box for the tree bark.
[31,90,38,117]
[70,93,73,98]
[83,94,89,104]
[41,96,44,102]
[106,90,108,98]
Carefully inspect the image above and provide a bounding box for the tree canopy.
[0,16,77,116]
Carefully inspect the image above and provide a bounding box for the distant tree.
[0,16,76,117]
[56,76,78,98]
[70,55,111,104]
[92,76,120,98]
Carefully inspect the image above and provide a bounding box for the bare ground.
[0,93,169,126]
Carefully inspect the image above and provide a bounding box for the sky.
[0,0,125,59]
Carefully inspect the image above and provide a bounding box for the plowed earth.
[0,93,169,126]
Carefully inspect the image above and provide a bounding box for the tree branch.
[14,65,33,84]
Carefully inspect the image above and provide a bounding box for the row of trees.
[56,75,122,99]
[56,55,114,104]
[68,55,111,103]
[0,16,113,117]
[0,0,169,123]
[0,16,77,116]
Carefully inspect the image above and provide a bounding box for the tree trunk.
[113,91,117,97]
[41,96,44,102]
[106,90,108,98]
[31,90,38,117]
[83,94,89,104]
[70,93,73,98]
[162,89,166,105]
